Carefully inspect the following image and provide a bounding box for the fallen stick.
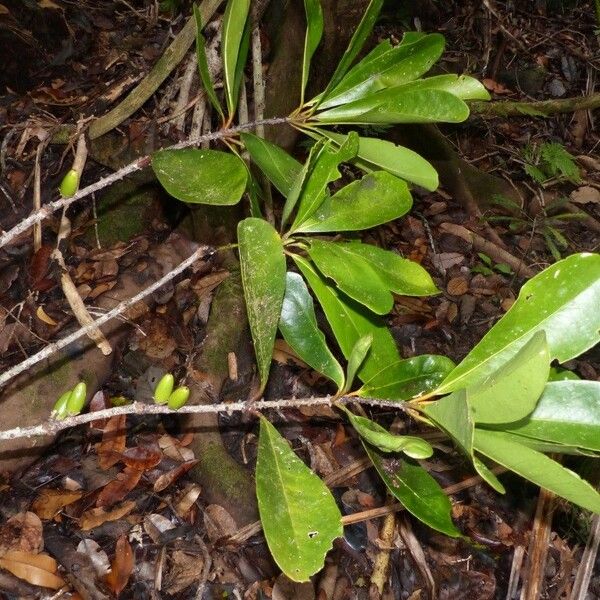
[439,222,536,278]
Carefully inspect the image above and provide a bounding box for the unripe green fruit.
[167,386,190,410]
[154,373,174,404]
[59,169,79,198]
[52,390,72,420]
[66,382,87,416]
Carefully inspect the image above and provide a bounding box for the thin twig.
[0,245,213,389]
[0,117,291,251]
[0,395,407,442]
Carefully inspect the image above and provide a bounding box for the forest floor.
[0,0,599,598]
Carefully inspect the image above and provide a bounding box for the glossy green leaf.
[301,0,324,103]
[317,130,438,191]
[194,4,223,118]
[314,241,438,297]
[468,331,550,425]
[421,391,505,493]
[232,17,251,116]
[498,381,600,452]
[291,133,359,232]
[293,255,400,382]
[256,417,343,581]
[307,240,392,315]
[238,218,286,392]
[342,408,433,458]
[222,0,250,116]
[316,0,384,106]
[548,366,580,381]
[315,89,469,125]
[393,74,490,101]
[358,355,455,401]
[282,139,327,228]
[498,431,599,457]
[152,149,247,205]
[319,34,445,109]
[295,172,412,233]
[437,253,600,393]
[344,335,372,394]
[240,132,302,196]
[365,445,461,537]
[279,272,344,390]
[473,429,600,514]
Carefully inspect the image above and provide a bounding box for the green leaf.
[293,255,400,382]
[548,366,580,381]
[473,429,600,514]
[358,355,455,401]
[390,74,490,101]
[152,149,247,205]
[193,4,224,118]
[364,444,461,537]
[238,218,286,392]
[294,172,412,233]
[319,34,445,109]
[315,89,469,125]
[342,408,433,458]
[498,381,600,452]
[437,253,600,393]
[497,431,599,456]
[344,335,372,394]
[222,0,250,116]
[240,132,302,196]
[317,130,438,191]
[282,139,327,228]
[279,272,345,390]
[232,17,251,117]
[307,240,393,315]
[467,331,550,425]
[316,0,384,107]
[313,241,438,297]
[257,417,343,581]
[301,0,324,103]
[421,390,505,493]
[291,133,359,231]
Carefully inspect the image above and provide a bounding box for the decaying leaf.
[80,500,136,531]
[31,489,84,520]
[0,550,65,590]
[105,535,134,596]
[96,466,143,508]
[153,460,199,492]
[0,512,43,555]
[96,415,127,469]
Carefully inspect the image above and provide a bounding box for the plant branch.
[0,117,291,251]
[0,395,407,442]
[470,92,600,118]
[0,245,214,389]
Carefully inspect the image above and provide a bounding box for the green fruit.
[52,390,72,420]
[167,386,190,410]
[66,382,87,416]
[59,169,79,198]
[154,373,174,404]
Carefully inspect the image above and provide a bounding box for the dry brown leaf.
[121,446,162,471]
[80,500,136,531]
[174,484,202,518]
[153,460,199,493]
[36,305,57,326]
[0,512,43,555]
[204,504,237,543]
[96,467,143,508]
[31,489,84,520]
[570,186,600,205]
[447,277,469,296]
[0,551,65,590]
[105,535,133,597]
[192,270,229,298]
[272,339,308,368]
[164,549,205,595]
[96,415,127,469]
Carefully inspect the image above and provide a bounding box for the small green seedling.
[154,373,174,404]
[472,253,513,276]
[59,169,80,198]
[66,382,87,416]
[167,386,190,410]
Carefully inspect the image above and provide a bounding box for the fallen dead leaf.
[164,549,205,595]
[153,460,199,493]
[447,276,469,296]
[76,539,111,577]
[174,483,202,518]
[570,185,600,205]
[273,338,309,368]
[204,504,237,542]
[121,446,162,471]
[80,500,136,531]
[96,415,127,469]
[31,489,84,520]
[96,466,143,508]
[105,535,134,597]
[36,305,57,326]
[0,550,65,590]
[0,512,43,555]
